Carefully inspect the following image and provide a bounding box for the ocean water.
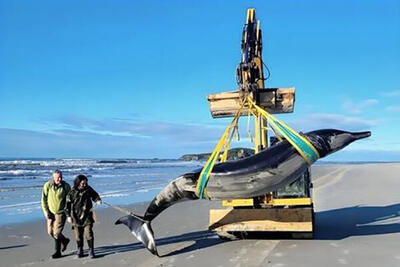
[0,158,202,226]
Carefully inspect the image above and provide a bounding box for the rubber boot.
[87,239,95,258]
[51,238,62,259]
[60,235,70,252]
[77,241,84,258]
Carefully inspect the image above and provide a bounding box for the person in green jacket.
[65,174,102,258]
[41,169,71,259]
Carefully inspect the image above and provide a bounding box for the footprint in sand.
[337,258,348,265]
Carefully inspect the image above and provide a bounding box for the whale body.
[115,129,371,255]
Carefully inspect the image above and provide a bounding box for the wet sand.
[1,163,400,267]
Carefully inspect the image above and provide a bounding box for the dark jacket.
[65,186,101,226]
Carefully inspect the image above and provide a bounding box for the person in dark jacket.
[65,174,102,258]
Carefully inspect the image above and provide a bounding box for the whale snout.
[351,131,371,140]
[308,129,372,158]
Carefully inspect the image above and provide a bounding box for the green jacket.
[41,180,71,218]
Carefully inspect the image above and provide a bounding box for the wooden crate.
[207,87,295,118]
[209,207,313,232]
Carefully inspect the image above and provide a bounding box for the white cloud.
[286,113,378,132]
[385,105,400,113]
[381,90,400,97]
[0,127,219,158]
[341,98,379,114]
[39,115,226,144]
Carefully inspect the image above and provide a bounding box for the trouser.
[47,213,67,240]
[73,224,94,244]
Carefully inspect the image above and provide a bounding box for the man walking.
[41,170,71,259]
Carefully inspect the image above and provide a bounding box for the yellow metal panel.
[261,118,267,149]
[246,8,255,24]
[250,8,255,23]
[222,199,254,207]
[254,114,260,153]
[271,198,312,206]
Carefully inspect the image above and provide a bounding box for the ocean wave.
[0,170,34,175]
[13,205,41,215]
[140,187,163,192]
[101,193,129,198]
[0,201,41,209]
[0,170,49,179]
[0,160,42,165]
[0,158,196,223]
[136,189,155,193]
[0,185,43,192]
[92,173,165,178]
[97,160,130,164]
[0,166,114,177]
[100,189,132,198]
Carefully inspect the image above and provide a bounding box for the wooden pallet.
[209,207,313,234]
[207,87,295,118]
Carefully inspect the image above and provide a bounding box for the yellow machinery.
[207,8,314,239]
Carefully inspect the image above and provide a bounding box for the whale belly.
[205,153,308,199]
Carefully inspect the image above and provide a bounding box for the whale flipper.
[115,215,158,256]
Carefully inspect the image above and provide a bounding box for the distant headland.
[179,147,254,161]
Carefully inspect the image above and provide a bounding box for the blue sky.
[0,0,399,160]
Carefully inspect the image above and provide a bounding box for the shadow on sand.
[315,203,400,239]
[94,230,224,258]
[94,203,400,257]
[240,204,400,240]
[0,244,28,250]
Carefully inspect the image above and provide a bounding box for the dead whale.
[116,129,371,255]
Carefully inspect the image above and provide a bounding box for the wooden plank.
[207,87,295,118]
[209,207,313,232]
[213,221,312,232]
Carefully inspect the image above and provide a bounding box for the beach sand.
[1,163,400,267]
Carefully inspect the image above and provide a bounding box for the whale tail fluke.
[115,214,158,256]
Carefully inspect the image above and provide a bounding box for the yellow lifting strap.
[196,96,320,199]
[196,101,244,199]
[195,113,240,199]
[247,96,320,165]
